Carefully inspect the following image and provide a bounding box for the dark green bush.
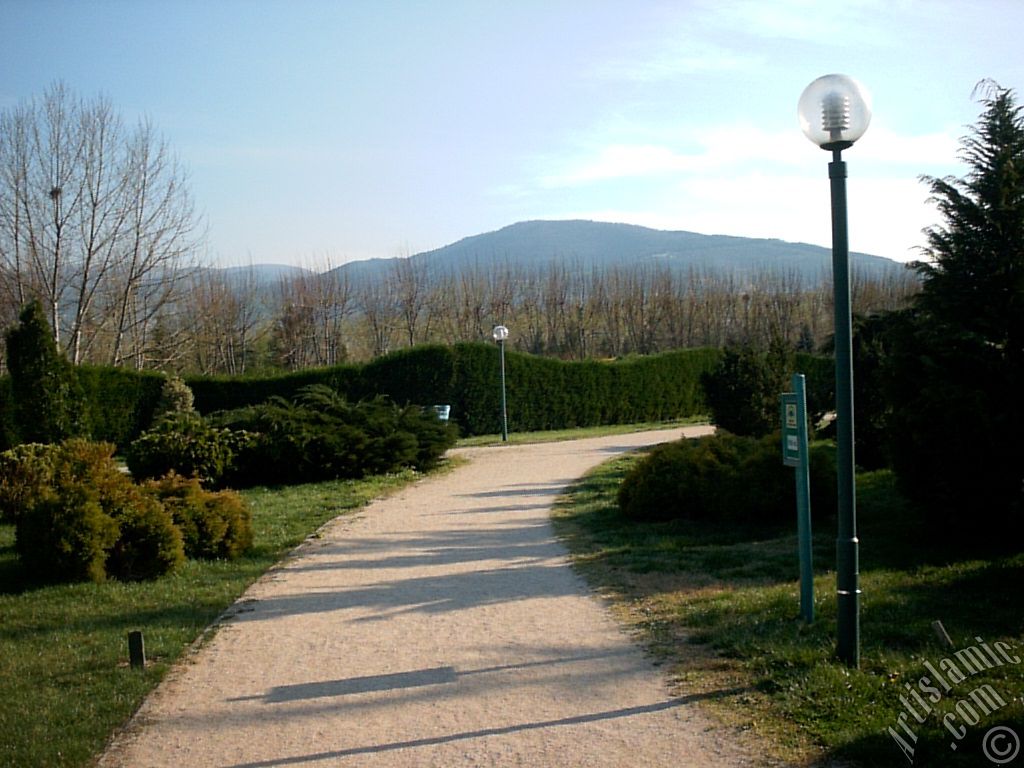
[3,344,724,450]
[212,395,346,486]
[450,343,720,435]
[618,431,836,526]
[213,386,457,487]
[4,300,87,444]
[0,443,56,523]
[0,376,17,451]
[188,364,361,414]
[126,412,239,485]
[355,344,456,404]
[701,342,793,437]
[143,472,252,560]
[398,404,456,470]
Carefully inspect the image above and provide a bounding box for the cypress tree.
[4,300,86,444]
[886,82,1024,534]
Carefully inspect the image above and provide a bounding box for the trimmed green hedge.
[76,365,165,447]
[0,346,838,448]
[452,346,724,435]
[188,365,361,415]
[355,345,456,404]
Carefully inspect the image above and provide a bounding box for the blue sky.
[4,0,1024,267]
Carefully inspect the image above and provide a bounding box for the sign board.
[782,373,814,624]
[781,393,801,467]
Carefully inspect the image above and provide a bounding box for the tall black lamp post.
[492,325,509,442]
[798,74,871,667]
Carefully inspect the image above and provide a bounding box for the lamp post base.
[836,536,860,667]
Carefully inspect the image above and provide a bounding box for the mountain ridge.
[208,220,908,285]
[333,219,905,283]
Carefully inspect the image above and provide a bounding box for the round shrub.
[105,488,185,581]
[201,488,253,559]
[212,400,337,486]
[14,438,186,583]
[0,443,57,523]
[127,412,237,485]
[618,431,837,526]
[143,472,253,560]
[16,483,119,583]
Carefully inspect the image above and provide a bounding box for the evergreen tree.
[4,300,86,444]
[916,81,1024,357]
[701,340,793,437]
[886,82,1024,535]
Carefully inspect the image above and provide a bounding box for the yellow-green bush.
[144,472,252,560]
[105,487,185,581]
[10,440,188,583]
[0,443,55,523]
[17,484,120,583]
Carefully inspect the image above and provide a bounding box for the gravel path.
[99,427,781,768]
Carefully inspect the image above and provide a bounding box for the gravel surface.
[99,427,785,768]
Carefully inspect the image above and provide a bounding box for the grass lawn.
[552,454,1024,767]
[0,467,432,768]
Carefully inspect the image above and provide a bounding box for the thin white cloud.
[539,144,701,187]
[702,0,900,46]
[534,123,808,190]
[592,40,761,83]
[855,125,962,170]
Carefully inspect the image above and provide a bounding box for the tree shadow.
[223,687,752,768]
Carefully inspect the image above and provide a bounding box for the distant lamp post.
[492,325,509,442]
[798,74,871,668]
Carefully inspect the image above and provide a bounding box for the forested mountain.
[329,220,903,283]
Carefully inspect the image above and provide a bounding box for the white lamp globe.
[798,74,872,150]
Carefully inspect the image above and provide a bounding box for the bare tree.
[271,260,353,369]
[182,268,264,375]
[391,256,430,347]
[107,122,198,366]
[0,82,200,365]
[357,273,397,358]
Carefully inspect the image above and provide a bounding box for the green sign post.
[781,374,814,623]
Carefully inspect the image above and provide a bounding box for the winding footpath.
[99,427,784,767]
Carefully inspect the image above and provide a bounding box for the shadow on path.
[225,688,751,768]
[228,649,637,704]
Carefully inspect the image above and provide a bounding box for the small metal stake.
[128,631,146,670]
[932,620,955,650]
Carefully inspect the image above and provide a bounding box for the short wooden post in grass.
[128,631,146,670]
